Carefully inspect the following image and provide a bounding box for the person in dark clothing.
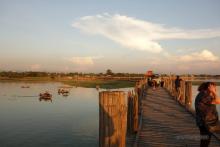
[175,75,182,100]
[195,82,220,147]
[147,77,152,87]
[160,77,164,87]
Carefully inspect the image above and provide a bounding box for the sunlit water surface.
[0,82,132,147]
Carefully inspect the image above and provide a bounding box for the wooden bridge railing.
[163,77,193,109]
[127,79,146,134]
[163,77,220,141]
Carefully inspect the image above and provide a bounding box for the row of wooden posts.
[163,77,193,109]
[99,77,193,147]
[99,79,146,147]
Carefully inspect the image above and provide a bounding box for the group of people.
[147,77,164,90]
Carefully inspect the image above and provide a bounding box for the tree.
[106,69,113,75]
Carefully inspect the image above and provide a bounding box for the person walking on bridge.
[175,75,182,101]
[195,82,220,147]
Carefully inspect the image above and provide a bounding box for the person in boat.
[40,91,52,99]
[195,82,220,147]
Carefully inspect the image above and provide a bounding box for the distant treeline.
[0,71,144,78]
[0,71,219,79]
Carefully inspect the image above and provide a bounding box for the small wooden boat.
[39,92,52,99]
[58,89,69,94]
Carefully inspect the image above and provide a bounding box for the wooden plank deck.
[135,87,220,147]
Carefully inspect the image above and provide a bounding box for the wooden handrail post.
[185,81,192,108]
[99,91,127,147]
[179,80,186,104]
[127,93,138,134]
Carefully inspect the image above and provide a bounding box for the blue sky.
[0,0,220,74]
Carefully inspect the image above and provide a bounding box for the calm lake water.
[192,85,220,116]
[0,82,132,147]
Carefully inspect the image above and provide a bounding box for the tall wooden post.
[172,79,175,97]
[180,80,186,104]
[127,93,133,134]
[185,81,192,108]
[127,93,138,134]
[169,78,173,95]
[99,91,127,147]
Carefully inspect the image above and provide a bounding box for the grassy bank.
[0,77,54,82]
[63,80,136,89]
[0,77,136,89]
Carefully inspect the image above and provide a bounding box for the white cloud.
[67,56,103,65]
[179,50,219,62]
[72,13,220,53]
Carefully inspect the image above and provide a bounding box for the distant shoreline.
[0,77,136,89]
[1,77,220,88]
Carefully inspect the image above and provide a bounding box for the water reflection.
[39,97,53,103]
[0,82,132,147]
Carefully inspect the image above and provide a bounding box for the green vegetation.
[63,80,136,89]
[0,77,54,82]
[0,70,141,88]
[0,70,144,78]
[1,70,220,88]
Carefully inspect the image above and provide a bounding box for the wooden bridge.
[99,78,220,147]
[133,87,220,147]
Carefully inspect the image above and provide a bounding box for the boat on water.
[58,88,69,94]
[39,92,52,99]
[21,86,30,88]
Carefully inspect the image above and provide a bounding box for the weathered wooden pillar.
[136,82,142,114]
[127,93,138,134]
[180,80,185,104]
[127,92,132,134]
[165,79,168,90]
[185,81,192,108]
[168,79,170,92]
[99,91,127,147]
[169,78,172,93]
[133,94,138,132]
[164,78,168,90]
[172,79,175,96]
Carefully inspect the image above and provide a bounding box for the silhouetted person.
[195,82,220,147]
[147,78,152,87]
[160,77,164,87]
[175,75,182,101]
